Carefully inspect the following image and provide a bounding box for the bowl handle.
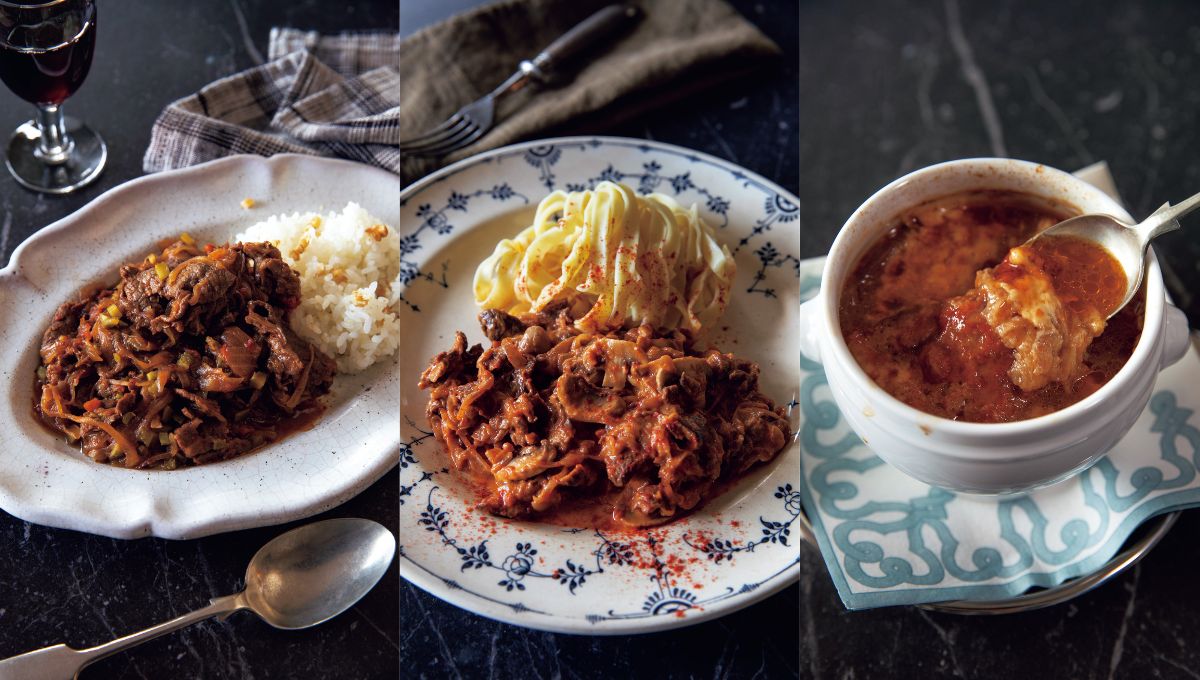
[799,296,823,363]
[1160,303,1191,370]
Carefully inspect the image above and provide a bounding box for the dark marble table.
[398,1,801,678]
[0,2,398,679]
[799,1,1200,678]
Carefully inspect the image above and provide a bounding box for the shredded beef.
[420,310,790,528]
[35,238,335,469]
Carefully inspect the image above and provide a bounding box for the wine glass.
[0,0,104,194]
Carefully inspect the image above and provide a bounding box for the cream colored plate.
[0,154,399,539]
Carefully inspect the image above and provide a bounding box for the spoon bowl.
[244,518,397,630]
[1028,192,1199,318]
[0,517,397,680]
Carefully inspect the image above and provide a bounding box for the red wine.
[0,13,95,105]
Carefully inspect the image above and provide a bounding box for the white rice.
[235,202,399,373]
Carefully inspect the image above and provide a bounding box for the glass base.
[6,117,106,195]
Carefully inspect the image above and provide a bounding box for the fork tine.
[407,126,476,158]
[399,118,469,152]
[398,114,466,148]
[400,120,474,155]
[406,121,481,158]
[451,125,487,152]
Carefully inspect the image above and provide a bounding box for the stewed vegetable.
[35,237,335,469]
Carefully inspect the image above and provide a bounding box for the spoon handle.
[1138,190,1200,243]
[0,593,245,680]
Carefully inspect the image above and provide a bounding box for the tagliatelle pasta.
[473,181,736,333]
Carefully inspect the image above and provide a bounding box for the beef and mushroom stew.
[35,236,336,469]
[423,183,792,530]
[420,307,791,529]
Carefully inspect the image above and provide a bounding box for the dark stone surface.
[800,0,1200,320]
[799,1,1200,679]
[0,2,398,679]
[398,1,801,678]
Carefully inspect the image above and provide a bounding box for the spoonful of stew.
[932,191,1197,395]
[1026,190,1200,319]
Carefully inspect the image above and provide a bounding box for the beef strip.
[246,301,304,381]
[478,309,525,342]
[163,256,239,333]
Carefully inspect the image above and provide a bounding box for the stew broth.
[839,190,1142,423]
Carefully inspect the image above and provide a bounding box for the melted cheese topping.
[965,239,1114,391]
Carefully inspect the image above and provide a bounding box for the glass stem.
[34,104,74,165]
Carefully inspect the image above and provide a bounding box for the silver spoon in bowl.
[1026,191,1200,318]
[0,518,396,680]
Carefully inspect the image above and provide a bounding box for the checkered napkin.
[143,28,399,174]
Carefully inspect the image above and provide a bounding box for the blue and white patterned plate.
[399,137,802,634]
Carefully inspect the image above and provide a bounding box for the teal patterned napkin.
[798,257,1200,610]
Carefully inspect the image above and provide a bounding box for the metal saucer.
[797,507,1179,615]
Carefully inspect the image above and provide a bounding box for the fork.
[400,4,642,158]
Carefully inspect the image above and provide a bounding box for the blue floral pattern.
[523,144,566,189]
[797,256,1200,609]
[406,482,800,622]
[399,138,803,631]
[734,193,799,252]
[685,484,803,563]
[398,183,529,311]
[747,242,801,298]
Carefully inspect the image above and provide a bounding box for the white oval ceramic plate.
[399,137,802,634]
[0,154,400,539]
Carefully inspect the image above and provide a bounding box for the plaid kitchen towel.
[143,28,399,174]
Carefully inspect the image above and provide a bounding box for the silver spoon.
[1027,191,1200,318]
[0,518,396,680]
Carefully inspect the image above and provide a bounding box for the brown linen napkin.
[401,0,780,184]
